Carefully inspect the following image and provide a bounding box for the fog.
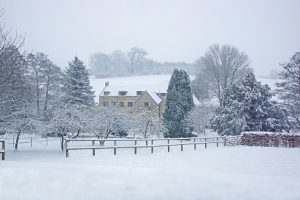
[2,0,300,76]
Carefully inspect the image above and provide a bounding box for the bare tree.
[194,44,252,105]
[127,47,147,73]
[132,111,164,140]
[0,8,25,88]
[276,52,300,130]
[183,103,216,136]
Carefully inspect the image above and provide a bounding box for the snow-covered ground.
[1,138,300,200]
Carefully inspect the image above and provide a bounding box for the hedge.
[241,132,300,147]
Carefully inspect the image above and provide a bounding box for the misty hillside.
[88,47,197,78]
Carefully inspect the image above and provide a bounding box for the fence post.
[216,137,219,147]
[30,137,33,148]
[205,138,207,149]
[151,139,154,154]
[92,140,95,146]
[1,141,5,160]
[224,137,227,146]
[66,149,69,158]
[180,138,183,151]
[114,140,117,156]
[134,140,137,154]
[194,138,196,150]
[92,148,95,156]
[167,138,170,152]
[146,140,148,146]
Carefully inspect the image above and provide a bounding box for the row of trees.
[1,48,164,150]
[191,44,300,135]
[89,47,195,77]
[0,11,165,149]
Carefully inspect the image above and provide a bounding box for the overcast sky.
[2,0,300,76]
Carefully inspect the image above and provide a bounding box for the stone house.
[98,82,200,117]
[99,83,166,117]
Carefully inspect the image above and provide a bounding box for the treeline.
[0,15,166,149]
[89,47,196,77]
[190,44,300,135]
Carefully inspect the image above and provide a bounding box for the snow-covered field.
[0,75,290,200]
[90,74,280,102]
[1,138,300,200]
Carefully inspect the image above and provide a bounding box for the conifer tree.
[211,73,289,135]
[163,69,194,138]
[63,56,95,106]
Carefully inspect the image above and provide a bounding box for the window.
[103,101,109,107]
[111,101,117,106]
[103,91,110,96]
[136,91,143,95]
[144,102,149,107]
[119,102,124,107]
[128,102,133,107]
[118,91,128,96]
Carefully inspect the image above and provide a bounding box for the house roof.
[148,91,162,105]
[99,83,200,106]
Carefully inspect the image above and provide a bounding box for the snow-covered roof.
[148,91,162,104]
[193,95,200,106]
[100,84,164,104]
[94,74,199,105]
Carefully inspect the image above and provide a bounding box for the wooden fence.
[0,140,5,160]
[65,136,233,158]
[0,136,60,149]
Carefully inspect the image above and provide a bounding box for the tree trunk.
[43,74,50,115]
[15,130,21,151]
[34,68,40,116]
[61,135,64,151]
[71,129,81,139]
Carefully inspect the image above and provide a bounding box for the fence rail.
[65,136,232,158]
[0,140,5,160]
[0,136,60,149]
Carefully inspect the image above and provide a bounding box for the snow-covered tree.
[26,52,63,117]
[0,47,31,121]
[183,103,216,136]
[127,47,147,73]
[132,111,164,139]
[87,106,131,145]
[276,52,300,131]
[193,44,252,105]
[63,56,95,106]
[164,69,194,138]
[211,73,289,135]
[49,105,89,150]
[4,111,40,150]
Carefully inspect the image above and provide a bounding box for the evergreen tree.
[63,56,95,106]
[276,52,300,130]
[163,69,194,138]
[211,73,289,135]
